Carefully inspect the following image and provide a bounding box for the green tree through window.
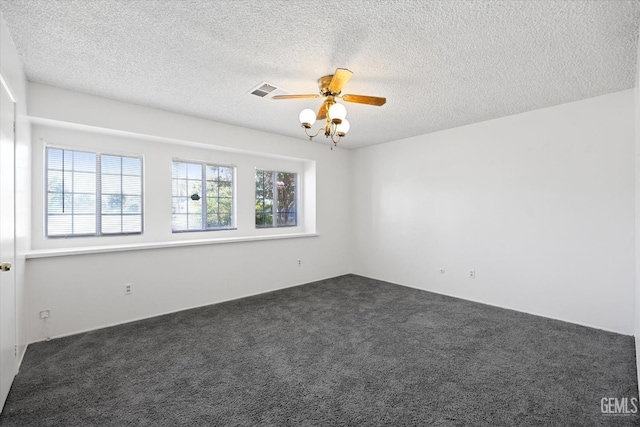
[172,161,235,232]
[255,170,297,228]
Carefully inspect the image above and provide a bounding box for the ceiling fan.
[273,68,386,148]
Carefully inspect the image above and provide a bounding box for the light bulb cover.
[336,119,350,135]
[299,109,316,126]
[328,103,347,120]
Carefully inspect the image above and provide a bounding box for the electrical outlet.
[124,283,133,295]
[298,259,302,266]
[39,310,50,319]
[469,269,475,279]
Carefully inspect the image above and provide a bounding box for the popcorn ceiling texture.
[0,0,639,148]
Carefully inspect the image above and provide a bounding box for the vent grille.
[250,83,276,97]
[248,82,285,98]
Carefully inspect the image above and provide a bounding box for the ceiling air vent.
[248,82,288,99]
[250,83,277,97]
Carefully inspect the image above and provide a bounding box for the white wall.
[30,125,314,250]
[635,24,640,391]
[19,54,639,350]
[351,90,636,335]
[25,84,351,342]
[0,14,30,364]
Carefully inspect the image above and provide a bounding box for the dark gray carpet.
[0,274,637,426]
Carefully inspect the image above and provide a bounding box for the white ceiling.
[1,1,639,149]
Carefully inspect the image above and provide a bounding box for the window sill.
[25,232,319,259]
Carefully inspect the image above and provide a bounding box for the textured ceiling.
[1,0,639,149]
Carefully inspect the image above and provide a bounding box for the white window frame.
[45,146,144,238]
[171,159,236,233]
[255,169,299,228]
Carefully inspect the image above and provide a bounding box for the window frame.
[171,159,237,233]
[44,146,144,238]
[255,169,299,229]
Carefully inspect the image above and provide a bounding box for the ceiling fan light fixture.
[336,119,350,136]
[299,108,316,128]
[328,103,347,121]
[274,68,385,149]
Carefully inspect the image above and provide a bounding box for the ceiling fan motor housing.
[318,75,338,96]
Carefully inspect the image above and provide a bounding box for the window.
[46,147,143,237]
[172,161,235,232]
[255,170,297,228]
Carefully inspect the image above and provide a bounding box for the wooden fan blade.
[272,94,320,100]
[342,94,386,106]
[317,103,328,120]
[328,68,353,94]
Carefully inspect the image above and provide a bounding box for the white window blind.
[45,147,143,237]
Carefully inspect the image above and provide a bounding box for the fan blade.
[317,103,328,120]
[342,94,386,106]
[328,68,353,94]
[272,94,320,100]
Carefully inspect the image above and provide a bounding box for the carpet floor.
[0,274,637,426]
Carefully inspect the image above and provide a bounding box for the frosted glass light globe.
[328,103,347,121]
[299,109,316,125]
[336,119,350,135]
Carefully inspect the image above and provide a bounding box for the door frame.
[0,71,17,411]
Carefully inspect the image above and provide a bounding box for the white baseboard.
[27,273,346,344]
[636,338,640,396]
[355,273,632,336]
[17,344,27,371]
